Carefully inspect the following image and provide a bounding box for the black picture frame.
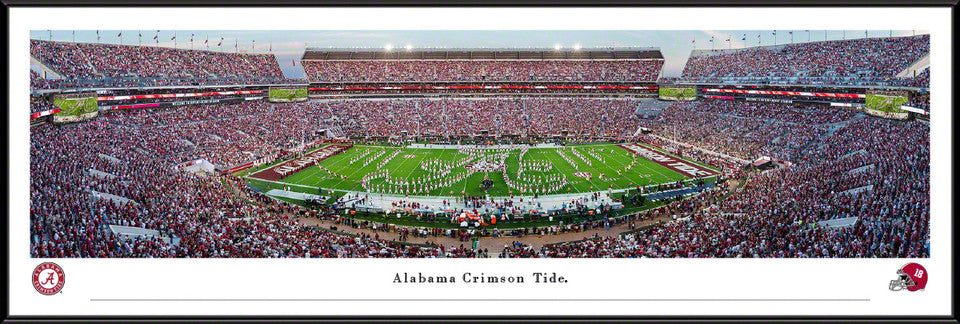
[3,1,956,323]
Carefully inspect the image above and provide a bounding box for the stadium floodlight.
[385,44,393,51]
[405,44,413,51]
[573,43,581,50]
[554,44,561,50]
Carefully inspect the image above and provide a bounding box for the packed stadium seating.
[27,37,931,259]
[327,98,641,139]
[30,95,930,258]
[98,101,333,167]
[907,93,930,112]
[30,40,286,88]
[680,35,929,86]
[30,116,461,257]
[30,96,58,114]
[303,60,663,83]
[30,70,52,90]
[897,67,930,88]
[638,100,857,162]
[502,102,929,257]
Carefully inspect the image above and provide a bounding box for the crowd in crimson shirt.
[30,97,929,258]
[680,35,928,86]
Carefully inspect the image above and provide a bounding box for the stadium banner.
[51,92,99,124]
[864,90,910,120]
[704,95,734,100]
[268,86,309,102]
[745,97,793,104]
[101,97,247,111]
[618,143,718,177]
[702,88,865,99]
[102,103,162,111]
[658,86,697,101]
[30,108,61,119]
[900,105,928,115]
[97,90,264,101]
[248,144,352,181]
[169,98,233,106]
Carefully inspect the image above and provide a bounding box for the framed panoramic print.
[4,2,955,323]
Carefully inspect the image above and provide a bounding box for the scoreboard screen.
[658,87,697,101]
[51,92,99,124]
[268,87,308,102]
[864,90,909,120]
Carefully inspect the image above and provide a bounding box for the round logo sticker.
[33,262,65,295]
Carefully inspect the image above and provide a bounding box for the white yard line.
[327,147,387,189]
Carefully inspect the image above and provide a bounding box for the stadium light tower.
[573,43,581,50]
[405,44,413,51]
[554,44,561,51]
[385,44,393,51]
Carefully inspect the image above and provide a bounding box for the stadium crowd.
[30,70,53,90]
[896,67,930,89]
[327,98,643,140]
[680,35,929,85]
[30,96,58,114]
[30,117,477,257]
[97,101,335,167]
[638,100,857,162]
[907,93,930,112]
[500,100,929,257]
[303,60,663,83]
[27,36,930,258]
[30,94,929,258]
[30,40,286,89]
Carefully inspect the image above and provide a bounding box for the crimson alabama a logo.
[33,262,65,295]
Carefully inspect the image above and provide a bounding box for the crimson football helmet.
[889,263,927,291]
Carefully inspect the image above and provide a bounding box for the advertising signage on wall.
[702,88,864,99]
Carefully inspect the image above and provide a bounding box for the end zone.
[618,143,719,178]
[248,144,352,181]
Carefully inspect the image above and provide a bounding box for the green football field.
[53,96,98,116]
[249,144,714,198]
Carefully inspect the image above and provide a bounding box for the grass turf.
[239,143,717,230]
[261,144,700,198]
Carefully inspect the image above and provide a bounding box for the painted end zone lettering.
[248,144,352,181]
[225,152,282,174]
[618,143,718,177]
